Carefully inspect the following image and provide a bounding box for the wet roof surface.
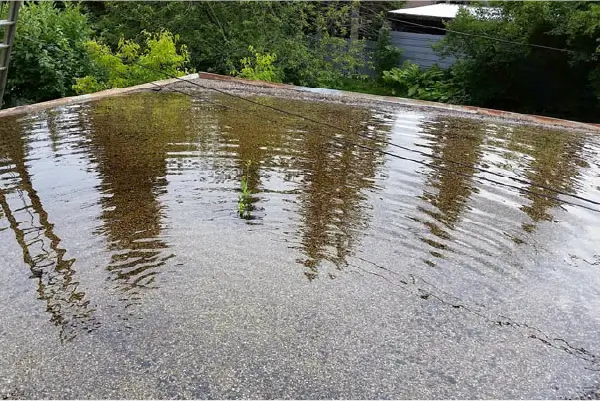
[0,91,599,399]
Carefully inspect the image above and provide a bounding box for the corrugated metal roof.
[403,0,435,8]
[389,4,501,20]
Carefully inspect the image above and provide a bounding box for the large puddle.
[0,92,599,399]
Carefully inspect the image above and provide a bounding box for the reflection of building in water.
[291,104,390,280]
[508,127,586,233]
[415,117,484,261]
[82,94,190,311]
[0,118,98,342]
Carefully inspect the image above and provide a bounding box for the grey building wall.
[390,31,456,69]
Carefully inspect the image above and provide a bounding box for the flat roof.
[0,72,596,131]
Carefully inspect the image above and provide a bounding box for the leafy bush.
[73,31,191,94]
[86,2,372,89]
[382,62,460,103]
[336,77,395,97]
[4,2,92,106]
[237,46,283,83]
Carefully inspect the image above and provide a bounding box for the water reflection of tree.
[211,97,290,221]
[0,118,98,341]
[207,96,390,279]
[416,117,484,261]
[292,104,389,280]
[83,93,189,311]
[508,127,586,233]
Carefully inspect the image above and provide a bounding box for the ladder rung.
[0,44,10,49]
[0,67,6,71]
[0,20,16,27]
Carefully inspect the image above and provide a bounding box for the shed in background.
[388,3,478,69]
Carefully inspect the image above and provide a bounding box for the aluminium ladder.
[0,1,20,109]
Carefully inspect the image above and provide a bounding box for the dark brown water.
[0,92,599,399]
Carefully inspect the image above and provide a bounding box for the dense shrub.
[73,31,191,95]
[237,46,283,83]
[86,2,373,88]
[382,62,460,103]
[4,2,92,106]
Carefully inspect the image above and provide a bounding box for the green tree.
[4,2,92,106]
[85,1,376,87]
[356,1,406,40]
[438,1,599,122]
[543,1,600,100]
[237,46,283,83]
[73,31,191,94]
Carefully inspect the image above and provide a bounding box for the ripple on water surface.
[0,92,599,399]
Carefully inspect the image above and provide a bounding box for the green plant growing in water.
[238,160,253,219]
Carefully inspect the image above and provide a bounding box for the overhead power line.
[387,16,593,55]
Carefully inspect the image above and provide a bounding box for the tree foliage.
[3,1,599,123]
[85,1,383,87]
[237,46,283,83]
[4,2,92,105]
[437,1,600,122]
[383,61,460,103]
[73,31,191,94]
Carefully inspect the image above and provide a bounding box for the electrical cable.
[387,16,596,56]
